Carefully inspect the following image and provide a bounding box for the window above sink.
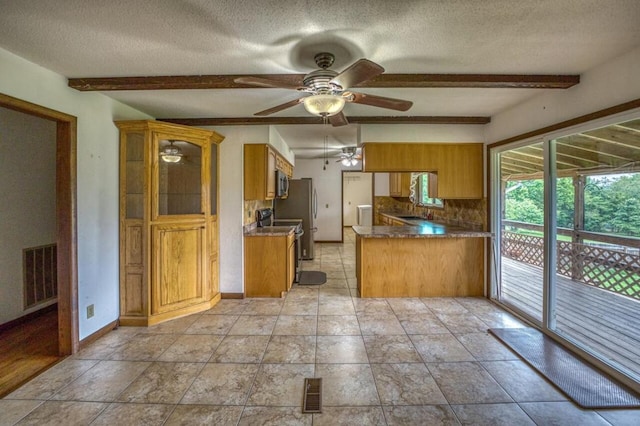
[411,173,444,208]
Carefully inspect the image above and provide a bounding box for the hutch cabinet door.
[154,137,206,218]
[151,223,207,314]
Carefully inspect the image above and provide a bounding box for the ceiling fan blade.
[330,59,384,89]
[350,92,413,111]
[234,76,301,90]
[254,98,303,116]
[329,112,349,127]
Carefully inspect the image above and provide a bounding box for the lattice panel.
[556,240,575,277]
[502,232,544,267]
[502,232,640,300]
[576,244,640,299]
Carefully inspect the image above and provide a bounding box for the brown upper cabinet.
[389,172,412,197]
[244,144,294,201]
[116,120,224,326]
[363,143,483,199]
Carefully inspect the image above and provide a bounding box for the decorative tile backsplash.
[374,196,487,230]
[243,199,273,225]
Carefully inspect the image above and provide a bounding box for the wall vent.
[23,243,57,309]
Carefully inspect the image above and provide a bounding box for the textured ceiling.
[1,0,640,156]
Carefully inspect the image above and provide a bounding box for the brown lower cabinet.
[356,235,484,297]
[378,213,407,226]
[244,233,295,297]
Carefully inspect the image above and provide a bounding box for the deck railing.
[501,221,640,300]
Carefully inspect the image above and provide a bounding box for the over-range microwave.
[276,169,289,198]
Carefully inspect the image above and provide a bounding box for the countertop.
[244,225,296,237]
[354,213,491,238]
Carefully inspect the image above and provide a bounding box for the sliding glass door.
[491,116,640,388]
[550,124,640,383]
[493,141,546,324]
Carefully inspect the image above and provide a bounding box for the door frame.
[0,93,78,355]
[341,170,373,231]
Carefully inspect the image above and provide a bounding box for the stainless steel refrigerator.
[274,178,316,259]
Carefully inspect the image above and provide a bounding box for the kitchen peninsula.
[354,216,491,298]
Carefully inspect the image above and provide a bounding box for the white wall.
[0,47,152,339]
[204,126,272,294]
[269,127,296,164]
[0,108,57,324]
[486,46,640,143]
[374,173,390,196]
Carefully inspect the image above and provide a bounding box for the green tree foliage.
[556,178,574,228]
[505,198,543,224]
[504,173,640,237]
[504,180,544,225]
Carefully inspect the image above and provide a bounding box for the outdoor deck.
[501,256,640,381]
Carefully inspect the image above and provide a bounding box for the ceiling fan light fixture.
[303,94,345,117]
[160,140,183,163]
[341,157,358,166]
[340,147,360,166]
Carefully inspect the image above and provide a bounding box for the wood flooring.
[501,257,640,381]
[0,308,62,397]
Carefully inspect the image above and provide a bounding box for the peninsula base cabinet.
[355,235,484,297]
[117,120,224,326]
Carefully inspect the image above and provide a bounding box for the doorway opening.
[0,93,78,395]
[342,171,373,228]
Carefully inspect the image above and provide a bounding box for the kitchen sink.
[396,215,425,220]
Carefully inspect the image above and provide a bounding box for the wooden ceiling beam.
[500,165,527,175]
[581,129,640,151]
[158,116,491,126]
[68,73,580,91]
[501,164,536,175]
[615,120,640,133]
[557,136,637,161]
[500,152,544,168]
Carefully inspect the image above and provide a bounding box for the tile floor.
[2,230,639,425]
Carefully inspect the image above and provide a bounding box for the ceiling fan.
[336,147,362,166]
[234,52,413,127]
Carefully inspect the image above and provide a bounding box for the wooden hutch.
[116,120,224,326]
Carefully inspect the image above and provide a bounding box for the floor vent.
[23,243,57,309]
[302,378,322,413]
